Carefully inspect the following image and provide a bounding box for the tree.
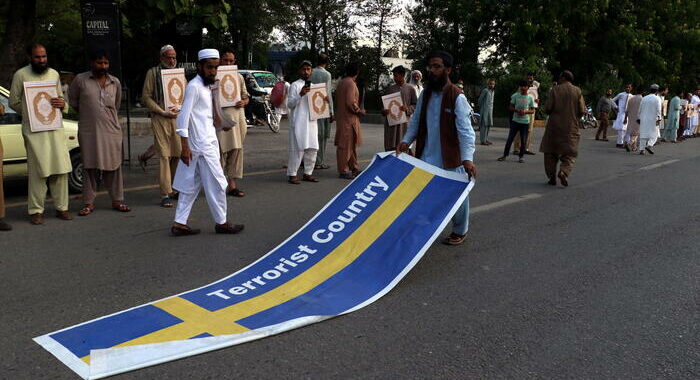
[0,0,37,87]
[360,0,399,89]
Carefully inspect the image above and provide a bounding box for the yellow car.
[0,85,83,192]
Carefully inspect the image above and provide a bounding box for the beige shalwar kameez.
[9,65,71,215]
[142,66,182,197]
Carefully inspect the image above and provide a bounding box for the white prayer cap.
[198,48,219,61]
[650,84,660,90]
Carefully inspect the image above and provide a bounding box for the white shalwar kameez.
[638,93,661,150]
[612,91,630,144]
[173,75,229,225]
[286,79,319,176]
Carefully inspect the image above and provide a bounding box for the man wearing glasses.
[396,51,477,246]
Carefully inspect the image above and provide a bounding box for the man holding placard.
[381,65,416,151]
[311,53,334,170]
[9,43,72,225]
[286,60,321,184]
[217,49,249,197]
[141,45,182,208]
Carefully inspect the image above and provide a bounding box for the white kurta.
[173,75,228,194]
[638,94,661,139]
[612,91,630,130]
[172,75,229,225]
[287,79,319,150]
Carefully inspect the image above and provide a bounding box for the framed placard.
[216,65,241,107]
[308,83,330,121]
[161,68,186,111]
[382,92,407,126]
[23,81,63,132]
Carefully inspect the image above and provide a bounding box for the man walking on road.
[477,79,495,145]
[513,73,539,155]
[69,50,130,216]
[142,45,182,208]
[624,87,643,152]
[335,63,366,179]
[595,88,614,141]
[286,61,321,184]
[612,84,632,147]
[539,70,586,187]
[171,49,244,236]
[498,80,535,163]
[637,84,662,155]
[311,53,334,170]
[217,49,249,197]
[9,43,73,225]
[397,50,477,246]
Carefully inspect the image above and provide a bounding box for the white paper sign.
[382,92,407,126]
[308,83,330,121]
[23,81,63,132]
[161,68,186,111]
[216,65,241,107]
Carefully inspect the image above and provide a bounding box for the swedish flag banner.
[34,152,474,379]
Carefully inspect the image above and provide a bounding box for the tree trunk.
[376,13,385,91]
[0,0,37,87]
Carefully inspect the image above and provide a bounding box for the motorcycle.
[245,94,281,133]
[580,104,597,129]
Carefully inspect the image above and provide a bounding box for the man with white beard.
[637,84,662,155]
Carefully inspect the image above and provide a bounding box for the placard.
[23,81,63,132]
[308,83,330,121]
[216,65,241,107]
[382,92,407,126]
[161,68,186,111]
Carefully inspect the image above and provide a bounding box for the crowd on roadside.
[1,43,697,246]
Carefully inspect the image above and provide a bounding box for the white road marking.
[637,159,680,171]
[471,193,543,214]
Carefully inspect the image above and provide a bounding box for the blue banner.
[34,152,474,379]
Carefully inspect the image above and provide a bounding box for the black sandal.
[227,188,246,197]
[160,197,174,208]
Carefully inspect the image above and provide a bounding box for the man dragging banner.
[397,50,477,245]
[171,49,244,236]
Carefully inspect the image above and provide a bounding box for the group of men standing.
[597,84,700,154]
[1,43,128,230]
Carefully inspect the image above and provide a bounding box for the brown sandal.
[171,224,201,237]
[78,204,95,216]
[112,202,131,212]
[442,233,467,245]
[302,174,319,182]
[288,176,301,184]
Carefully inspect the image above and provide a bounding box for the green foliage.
[34,0,84,74]
[407,0,700,109]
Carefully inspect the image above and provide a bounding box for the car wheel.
[68,150,83,194]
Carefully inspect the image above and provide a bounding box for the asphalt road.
[1,121,698,380]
